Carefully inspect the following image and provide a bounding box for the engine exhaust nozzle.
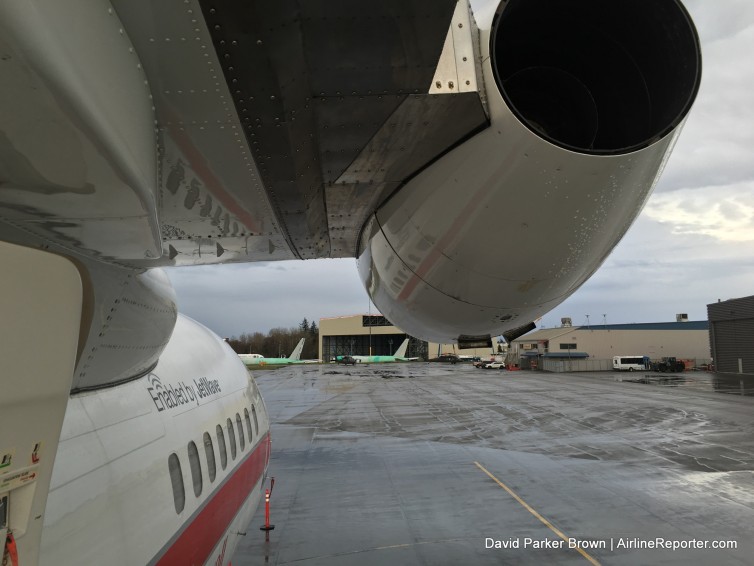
[491,0,701,154]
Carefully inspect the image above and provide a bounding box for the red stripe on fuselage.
[161,103,261,234]
[156,432,270,565]
[395,160,512,303]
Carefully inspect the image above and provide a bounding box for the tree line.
[227,318,319,360]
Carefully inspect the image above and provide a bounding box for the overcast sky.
[167,0,754,338]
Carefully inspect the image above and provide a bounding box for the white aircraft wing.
[0,0,479,268]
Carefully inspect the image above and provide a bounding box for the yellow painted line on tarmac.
[474,461,601,566]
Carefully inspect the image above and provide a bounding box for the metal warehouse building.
[318,315,498,361]
[318,315,422,361]
[708,295,754,375]
[511,320,711,370]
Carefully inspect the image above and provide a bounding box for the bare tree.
[227,318,320,359]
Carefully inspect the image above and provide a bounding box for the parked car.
[429,354,460,364]
[473,359,491,368]
[336,356,357,365]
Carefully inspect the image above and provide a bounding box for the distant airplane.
[239,338,306,368]
[338,339,418,363]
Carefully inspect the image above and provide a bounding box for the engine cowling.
[357,0,701,344]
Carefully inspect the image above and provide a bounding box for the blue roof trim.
[575,321,708,331]
[543,352,589,358]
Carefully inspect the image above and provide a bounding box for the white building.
[512,321,710,370]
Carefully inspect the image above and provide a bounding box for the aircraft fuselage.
[40,316,270,565]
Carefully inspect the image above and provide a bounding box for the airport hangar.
[318,314,500,361]
[318,314,712,366]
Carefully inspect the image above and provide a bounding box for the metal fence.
[541,358,612,372]
[536,357,714,373]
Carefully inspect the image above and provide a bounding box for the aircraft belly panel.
[0,1,160,261]
[3,0,487,266]
[111,0,296,266]
[196,0,333,259]
[191,0,475,260]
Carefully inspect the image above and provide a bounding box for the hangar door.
[711,318,754,374]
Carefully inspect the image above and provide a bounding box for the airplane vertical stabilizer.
[394,339,410,359]
[289,339,305,361]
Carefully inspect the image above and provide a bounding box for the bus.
[612,355,647,371]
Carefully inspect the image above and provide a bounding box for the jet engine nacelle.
[358,0,701,344]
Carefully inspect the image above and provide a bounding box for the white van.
[612,356,646,371]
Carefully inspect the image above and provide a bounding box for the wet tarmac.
[235,365,754,565]
[617,371,754,396]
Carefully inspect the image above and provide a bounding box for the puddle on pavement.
[619,373,754,396]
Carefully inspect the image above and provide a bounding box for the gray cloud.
[682,0,754,43]
[167,259,371,337]
[658,5,754,193]
[544,214,754,327]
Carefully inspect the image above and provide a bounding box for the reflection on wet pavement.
[236,364,754,565]
[618,372,754,396]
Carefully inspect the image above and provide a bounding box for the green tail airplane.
[238,338,309,368]
[336,339,417,363]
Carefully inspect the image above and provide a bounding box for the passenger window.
[252,405,259,435]
[168,453,185,513]
[227,417,237,460]
[236,413,245,451]
[244,408,253,444]
[203,432,216,482]
[216,424,228,470]
[188,441,202,497]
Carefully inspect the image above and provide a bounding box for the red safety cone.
[260,478,275,532]
[4,531,19,566]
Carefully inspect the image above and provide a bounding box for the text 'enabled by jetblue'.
[146,376,222,412]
